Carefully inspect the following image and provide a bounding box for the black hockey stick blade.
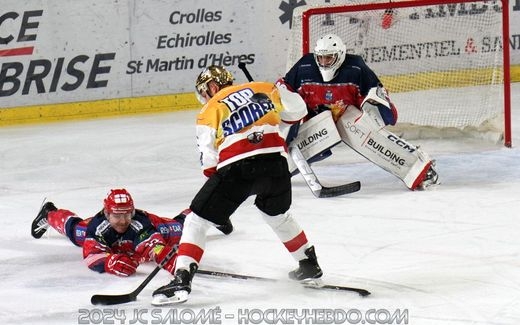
[91,265,162,305]
[303,282,371,297]
[91,292,137,306]
[196,269,370,297]
[318,181,361,198]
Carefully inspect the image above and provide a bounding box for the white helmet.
[314,34,347,82]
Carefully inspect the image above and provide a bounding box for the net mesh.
[287,0,506,142]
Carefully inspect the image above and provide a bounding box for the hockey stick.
[196,269,371,297]
[289,144,360,198]
[90,247,177,305]
[238,62,253,82]
[238,62,360,198]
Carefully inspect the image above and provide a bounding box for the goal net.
[288,0,512,147]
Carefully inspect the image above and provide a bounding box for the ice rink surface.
[1,83,519,325]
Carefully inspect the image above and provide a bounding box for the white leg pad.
[337,106,432,190]
[287,110,342,173]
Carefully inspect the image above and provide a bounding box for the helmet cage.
[313,34,347,82]
[315,51,341,70]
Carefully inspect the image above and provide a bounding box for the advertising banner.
[1,0,519,112]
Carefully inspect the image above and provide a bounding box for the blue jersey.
[82,209,183,273]
[279,53,397,125]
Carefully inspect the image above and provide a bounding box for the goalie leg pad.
[337,106,432,190]
[287,111,341,173]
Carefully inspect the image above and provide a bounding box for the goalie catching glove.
[360,86,397,127]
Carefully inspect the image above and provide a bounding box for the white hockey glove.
[276,84,307,123]
[361,86,396,127]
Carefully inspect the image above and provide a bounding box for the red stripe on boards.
[0,46,34,57]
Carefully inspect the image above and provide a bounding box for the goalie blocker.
[291,89,436,190]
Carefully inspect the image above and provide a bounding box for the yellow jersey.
[196,81,289,177]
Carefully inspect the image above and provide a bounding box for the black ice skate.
[31,202,57,239]
[289,246,323,281]
[151,263,198,305]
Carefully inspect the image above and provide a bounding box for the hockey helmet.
[195,65,233,103]
[103,188,135,216]
[314,34,347,82]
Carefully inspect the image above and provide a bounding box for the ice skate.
[31,202,57,239]
[289,246,323,281]
[152,263,198,306]
[418,161,440,190]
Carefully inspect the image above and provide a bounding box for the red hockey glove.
[153,244,177,274]
[104,254,139,277]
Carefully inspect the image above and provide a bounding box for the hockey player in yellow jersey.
[196,70,294,177]
[152,65,323,305]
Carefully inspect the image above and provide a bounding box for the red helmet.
[103,189,135,215]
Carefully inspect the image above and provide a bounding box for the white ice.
[1,84,520,325]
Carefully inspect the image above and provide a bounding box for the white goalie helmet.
[314,34,347,82]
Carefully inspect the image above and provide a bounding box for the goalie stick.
[238,62,360,198]
[90,247,177,306]
[196,269,371,297]
[289,144,360,198]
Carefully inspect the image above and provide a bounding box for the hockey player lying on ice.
[277,33,439,190]
[31,188,196,277]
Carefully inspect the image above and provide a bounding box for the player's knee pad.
[260,211,303,242]
[180,212,212,243]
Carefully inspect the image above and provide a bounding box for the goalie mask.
[314,34,347,82]
[103,188,135,216]
[195,65,234,104]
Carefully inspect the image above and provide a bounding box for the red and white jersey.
[196,81,291,177]
[81,209,183,273]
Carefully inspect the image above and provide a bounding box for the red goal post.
[290,0,512,147]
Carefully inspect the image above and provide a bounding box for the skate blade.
[418,181,441,191]
[300,278,323,287]
[151,291,189,306]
